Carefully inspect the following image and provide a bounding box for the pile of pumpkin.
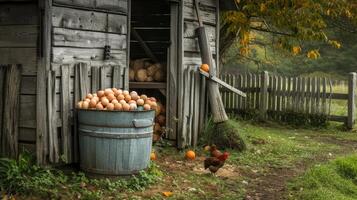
[76,88,166,141]
[129,58,166,82]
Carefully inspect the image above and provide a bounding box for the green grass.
[227,121,339,169]
[2,120,357,199]
[288,154,357,200]
[0,154,162,199]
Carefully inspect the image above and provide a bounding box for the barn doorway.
[129,0,172,141]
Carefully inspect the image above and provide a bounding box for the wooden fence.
[220,71,357,128]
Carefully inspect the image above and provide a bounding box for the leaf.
[292,46,302,55]
[162,191,173,197]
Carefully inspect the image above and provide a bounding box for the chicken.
[204,152,229,174]
[209,144,223,158]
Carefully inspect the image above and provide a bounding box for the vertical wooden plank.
[306,77,311,114]
[237,74,242,110]
[272,76,277,116]
[277,76,282,116]
[91,67,100,93]
[198,73,206,137]
[61,65,72,163]
[47,70,59,163]
[281,76,286,113]
[168,2,179,140]
[316,78,321,114]
[292,77,297,112]
[0,66,5,149]
[252,74,256,110]
[112,65,122,89]
[247,73,252,109]
[37,0,52,165]
[322,78,327,115]
[311,77,316,114]
[123,67,129,90]
[268,76,273,113]
[192,70,200,147]
[79,63,89,99]
[188,69,195,146]
[1,65,21,158]
[100,65,107,90]
[229,74,234,110]
[296,77,301,113]
[260,71,268,119]
[256,73,260,109]
[301,77,306,114]
[347,72,356,129]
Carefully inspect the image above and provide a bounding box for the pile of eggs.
[76,88,158,112]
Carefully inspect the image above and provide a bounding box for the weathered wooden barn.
[0,0,226,164]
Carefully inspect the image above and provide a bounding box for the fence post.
[260,71,269,120]
[347,72,356,129]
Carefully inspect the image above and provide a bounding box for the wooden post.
[347,72,356,129]
[260,71,268,120]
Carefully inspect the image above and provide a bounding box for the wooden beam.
[0,65,5,153]
[199,70,246,97]
[347,72,356,129]
[131,28,159,63]
[1,64,21,159]
[37,0,52,165]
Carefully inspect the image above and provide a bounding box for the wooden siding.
[177,0,218,148]
[0,3,38,152]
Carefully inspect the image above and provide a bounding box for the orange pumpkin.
[185,150,196,160]
[200,64,209,72]
[150,152,157,160]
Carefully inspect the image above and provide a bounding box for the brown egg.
[96,103,104,110]
[128,100,136,105]
[143,104,151,110]
[150,101,158,109]
[97,90,105,97]
[101,97,109,106]
[123,90,129,96]
[93,93,98,97]
[82,101,89,109]
[129,103,137,110]
[92,96,99,102]
[114,89,122,97]
[130,91,138,96]
[77,101,83,109]
[119,99,127,105]
[124,94,131,102]
[137,99,145,106]
[131,93,139,101]
[104,88,113,96]
[114,103,122,110]
[107,103,115,111]
[140,95,148,100]
[150,97,157,102]
[86,93,93,99]
[89,99,97,108]
[122,103,131,111]
[107,93,116,102]
[85,98,91,103]
[111,99,119,104]
[117,94,125,101]
[112,88,118,93]
[145,99,152,105]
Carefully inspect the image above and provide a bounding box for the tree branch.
[250,26,295,37]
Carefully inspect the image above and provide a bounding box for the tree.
[220,0,357,64]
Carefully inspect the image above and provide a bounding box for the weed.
[0,154,162,199]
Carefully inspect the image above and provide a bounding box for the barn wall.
[177,0,218,148]
[48,0,130,163]
[0,1,39,152]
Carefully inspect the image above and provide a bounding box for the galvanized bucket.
[77,109,155,176]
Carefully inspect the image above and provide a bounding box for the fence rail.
[220,71,357,128]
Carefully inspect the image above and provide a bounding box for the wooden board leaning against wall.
[0,2,39,153]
